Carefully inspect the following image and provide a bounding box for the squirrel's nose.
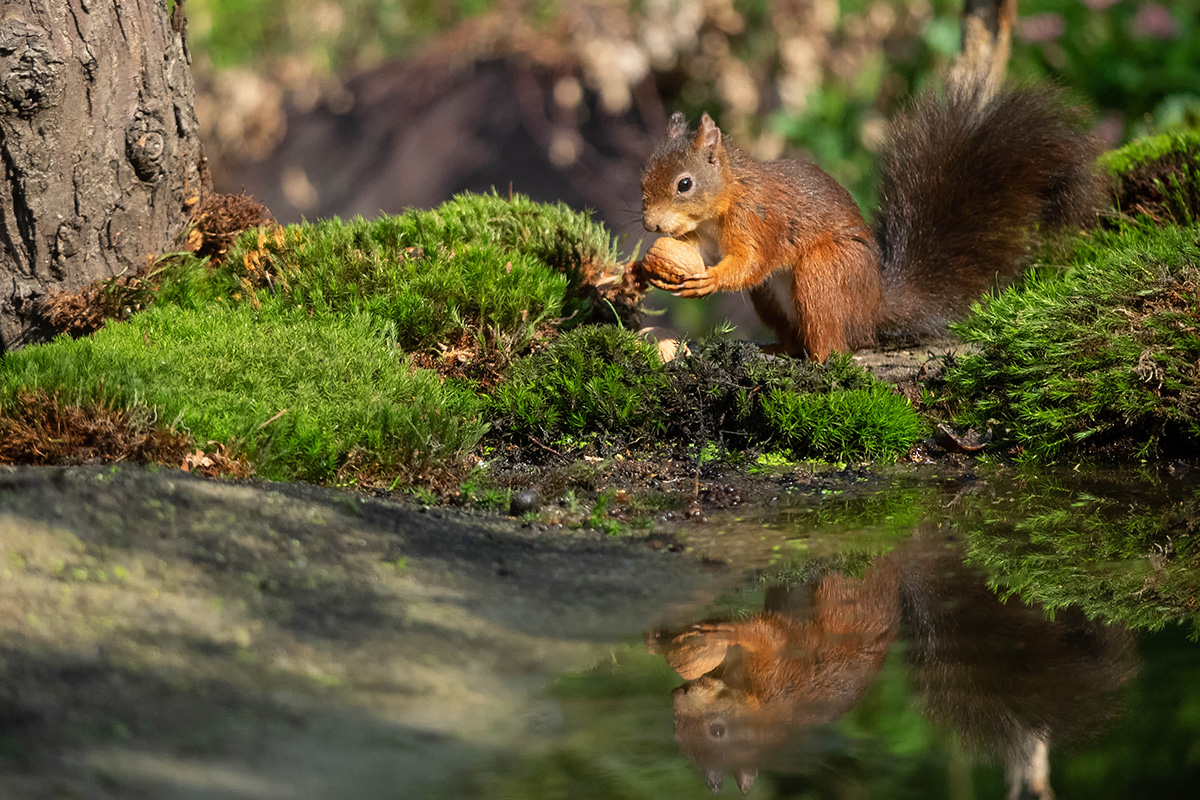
[643,215,660,233]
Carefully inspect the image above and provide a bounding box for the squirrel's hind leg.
[748,280,806,356]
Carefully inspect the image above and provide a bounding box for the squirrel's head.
[641,112,729,237]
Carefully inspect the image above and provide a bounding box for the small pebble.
[510,489,541,516]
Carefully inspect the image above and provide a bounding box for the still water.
[436,467,1200,799]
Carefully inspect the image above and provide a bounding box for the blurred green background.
[187,0,1200,205]
[185,1,1200,337]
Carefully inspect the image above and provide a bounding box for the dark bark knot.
[127,113,167,181]
[0,21,65,118]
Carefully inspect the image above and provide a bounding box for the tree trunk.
[0,0,207,351]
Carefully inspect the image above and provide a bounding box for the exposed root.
[184,191,276,264]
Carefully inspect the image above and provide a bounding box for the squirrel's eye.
[676,176,693,194]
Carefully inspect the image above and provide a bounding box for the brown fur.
[640,79,1104,359]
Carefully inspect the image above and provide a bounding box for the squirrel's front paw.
[665,272,719,297]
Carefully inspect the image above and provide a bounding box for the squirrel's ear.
[695,113,723,163]
[705,770,724,794]
[735,768,757,795]
[666,112,690,139]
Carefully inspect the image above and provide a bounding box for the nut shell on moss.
[641,237,707,286]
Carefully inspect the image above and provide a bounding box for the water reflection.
[649,526,1137,796]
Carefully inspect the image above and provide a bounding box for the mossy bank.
[3,130,1200,509]
[0,192,924,500]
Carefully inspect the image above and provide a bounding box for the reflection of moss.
[773,482,933,537]
[960,474,1200,635]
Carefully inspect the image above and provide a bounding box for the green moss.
[492,331,921,462]
[1099,129,1200,176]
[5,191,928,482]
[762,384,922,462]
[943,222,1200,460]
[490,325,669,439]
[683,343,922,462]
[1,302,484,482]
[1100,129,1200,226]
[168,191,624,359]
[0,193,636,485]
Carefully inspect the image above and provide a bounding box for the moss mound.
[1101,129,1200,226]
[177,191,635,361]
[5,192,928,485]
[944,223,1200,460]
[492,325,670,439]
[491,329,923,462]
[3,193,636,485]
[2,304,484,483]
[941,130,1200,461]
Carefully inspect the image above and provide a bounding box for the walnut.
[641,237,706,286]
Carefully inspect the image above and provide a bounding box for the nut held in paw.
[642,237,707,285]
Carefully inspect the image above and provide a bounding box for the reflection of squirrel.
[636,78,1104,359]
[647,561,901,794]
[649,533,1137,797]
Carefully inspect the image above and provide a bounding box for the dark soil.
[1109,141,1200,226]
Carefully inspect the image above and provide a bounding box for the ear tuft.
[696,113,723,163]
[705,770,724,794]
[735,768,757,795]
[667,112,690,139]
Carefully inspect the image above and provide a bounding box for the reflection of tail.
[898,527,1138,799]
[1007,734,1054,800]
[648,560,901,793]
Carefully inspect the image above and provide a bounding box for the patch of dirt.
[0,390,246,479]
[853,335,972,395]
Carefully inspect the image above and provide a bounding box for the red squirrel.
[636,77,1104,360]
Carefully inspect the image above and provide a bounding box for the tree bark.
[0,0,207,351]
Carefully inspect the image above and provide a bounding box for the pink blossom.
[1133,2,1179,39]
[1017,13,1066,44]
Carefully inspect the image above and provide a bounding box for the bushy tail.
[875,79,1105,334]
